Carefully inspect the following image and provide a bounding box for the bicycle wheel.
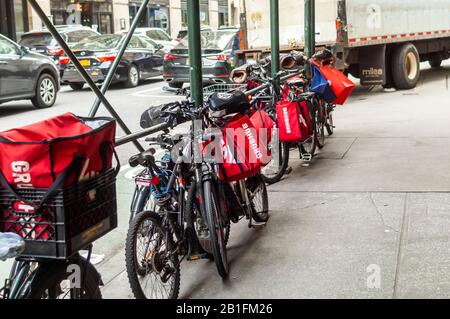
[300,100,317,158]
[261,129,290,184]
[27,256,102,299]
[326,111,334,136]
[246,174,269,223]
[125,210,180,299]
[203,180,229,278]
[185,183,230,256]
[315,99,326,149]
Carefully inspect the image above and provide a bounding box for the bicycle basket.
[0,169,118,260]
[202,84,247,101]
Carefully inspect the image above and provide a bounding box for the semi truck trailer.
[239,0,450,89]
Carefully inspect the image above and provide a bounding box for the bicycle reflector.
[150,176,160,186]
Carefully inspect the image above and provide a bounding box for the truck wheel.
[391,43,420,90]
[429,54,442,68]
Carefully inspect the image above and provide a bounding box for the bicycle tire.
[261,141,290,185]
[326,113,334,136]
[300,100,318,158]
[125,210,180,299]
[203,180,229,278]
[247,174,270,223]
[315,100,326,149]
[27,256,102,299]
[185,183,230,256]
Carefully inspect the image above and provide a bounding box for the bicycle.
[230,52,333,182]
[0,232,102,299]
[126,96,271,298]
[246,65,318,183]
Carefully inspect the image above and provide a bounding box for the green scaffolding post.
[270,0,280,77]
[187,0,203,107]
[305,0,316,58]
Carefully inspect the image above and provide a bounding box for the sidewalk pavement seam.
[340,137,358,160]
[392,192,409,299]
[369,193,400,233]
[103,268,126,287]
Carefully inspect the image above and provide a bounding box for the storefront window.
[218,0,229,26]
[0,0,27,41]
[0,1,9,37]
[13,0,25,39]
[50,0,113,34]
[200,0,210,25]
[129,1,169,32]
[181,0,209,27]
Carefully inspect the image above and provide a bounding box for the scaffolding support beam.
[89,0,151,118]
[305,0,316,58]
[270,0,280,77]
[187,0,203,107]
[27,0,144,152]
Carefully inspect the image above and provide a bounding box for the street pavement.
[1,61,450,298]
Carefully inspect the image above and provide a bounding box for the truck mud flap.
[359,45,386,86]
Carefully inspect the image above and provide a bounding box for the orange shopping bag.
[318,65,355,105]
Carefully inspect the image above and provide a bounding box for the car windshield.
[145,29,171,41]
[179,30,236,50]
[72,35,121,50]
[19,33,54,47]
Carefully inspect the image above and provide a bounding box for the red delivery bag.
[276,100,308,142]
[0,113,116,190]
[317,64,355,105]
[203,115,270,182]
[250,110,275,145]
[299,100,313,136]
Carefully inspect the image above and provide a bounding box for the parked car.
[176,26,212,41]
[163,28,239,88]
[60,34,164,90]
[19,25,100,66]
[118,27,178,53]
[0,34,60,109]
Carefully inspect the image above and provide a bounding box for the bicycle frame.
[2,260,31,299]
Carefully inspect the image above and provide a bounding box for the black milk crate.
[0,169,117,260]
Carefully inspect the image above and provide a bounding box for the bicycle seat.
[287,76,305,86]
[129,149,156,168]
[0,233,25,261]
[208,90,250,117]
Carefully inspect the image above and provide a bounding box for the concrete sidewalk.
[96,62,450,298]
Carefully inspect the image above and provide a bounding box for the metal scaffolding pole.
[304,0,316,58]
[270,0,280,77]
[28,0,144,152]
[89,0,151,118]
[187,0,203,107]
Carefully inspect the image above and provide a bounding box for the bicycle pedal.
[285,166,293,175]
[301,153,312,162]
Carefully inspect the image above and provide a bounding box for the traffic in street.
[2,60,450,298]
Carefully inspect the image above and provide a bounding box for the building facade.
[0,0,30,41]
[1,0,233,42]
[129,0,170,31]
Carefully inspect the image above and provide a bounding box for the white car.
[117,28,178,53]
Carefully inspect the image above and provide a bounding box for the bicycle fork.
[238,180,265,229]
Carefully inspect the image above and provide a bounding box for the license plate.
[80,60,91,67]
[185,58,189,65]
